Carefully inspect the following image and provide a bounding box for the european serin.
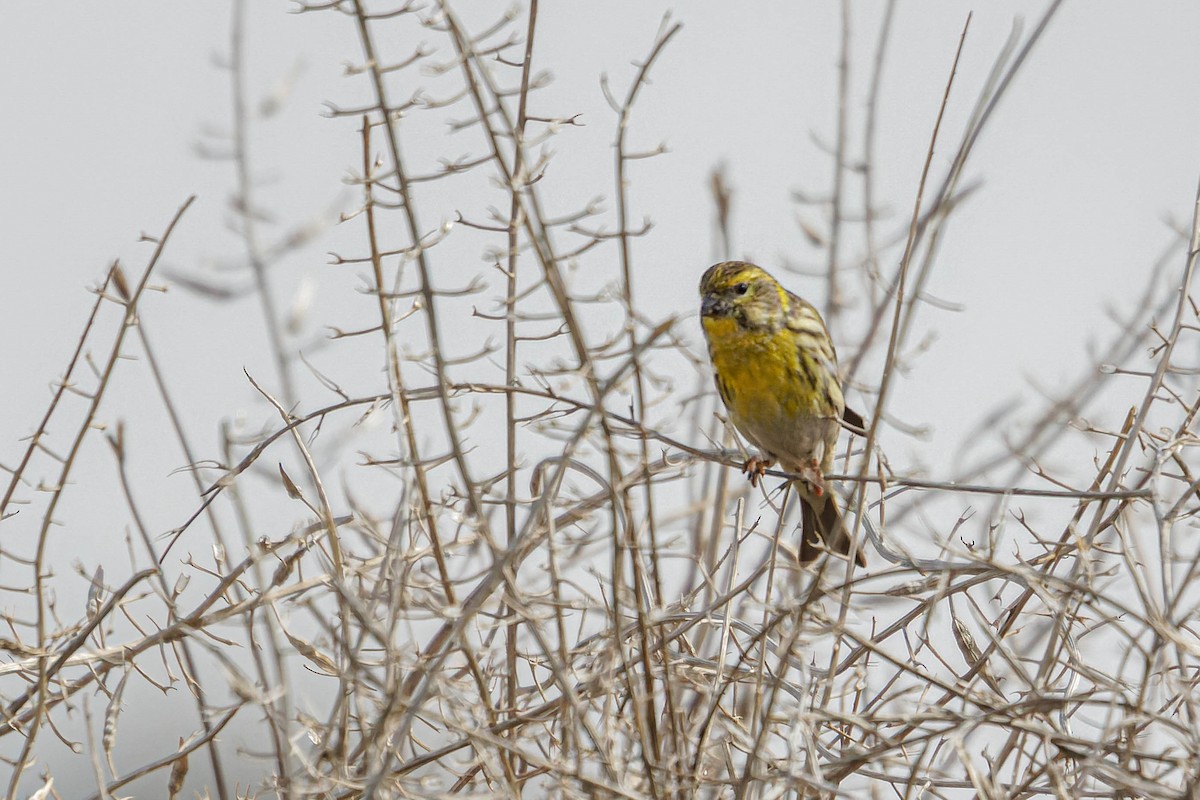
[699,261,866,566]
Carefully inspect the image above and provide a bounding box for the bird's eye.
[734,283,749,295]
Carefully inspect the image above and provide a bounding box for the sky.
[3,1,1200,795]
[5,2,1199,466]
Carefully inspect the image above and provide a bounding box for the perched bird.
[699,261,866,566]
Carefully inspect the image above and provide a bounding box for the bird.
[698,260,866,566]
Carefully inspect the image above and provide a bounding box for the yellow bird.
[699,261,866,566]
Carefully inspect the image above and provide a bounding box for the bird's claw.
[742,456,825,495]
[798,457,825,497]
[742,456,773,488]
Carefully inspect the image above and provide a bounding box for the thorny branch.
[7,4,1200,800]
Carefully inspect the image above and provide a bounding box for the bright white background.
[6,2,1199,467]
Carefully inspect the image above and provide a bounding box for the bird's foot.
[742,456,774,488]
[798,457,825,497]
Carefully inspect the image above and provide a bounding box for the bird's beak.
[701,294,724,318]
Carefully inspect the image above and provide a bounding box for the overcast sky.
[6,2,1199,465]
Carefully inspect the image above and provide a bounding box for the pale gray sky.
[6,2,1199,461]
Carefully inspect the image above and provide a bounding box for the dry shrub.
[4,3,1199,798]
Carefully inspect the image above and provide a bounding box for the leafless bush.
[6,2,1200,798]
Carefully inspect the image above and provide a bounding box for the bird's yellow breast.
[702,316,804,424]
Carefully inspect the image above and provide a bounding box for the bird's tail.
[799,490,866,566]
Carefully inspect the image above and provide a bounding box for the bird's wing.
[841,405,867,434]
[782,288,840,382]
[782,290,830,340]
[783,288,871,433]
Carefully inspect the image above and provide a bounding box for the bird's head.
[698,261,782,329]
